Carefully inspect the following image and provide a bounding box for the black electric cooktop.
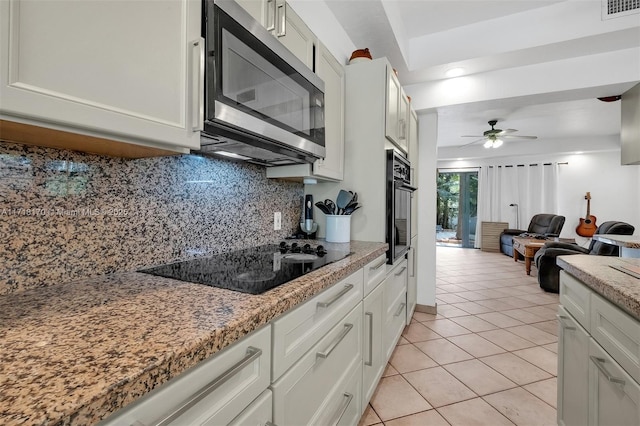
[139,242,351,295]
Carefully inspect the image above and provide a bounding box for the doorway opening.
[436,170,478,248]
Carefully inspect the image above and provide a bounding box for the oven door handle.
[395,181,418,192]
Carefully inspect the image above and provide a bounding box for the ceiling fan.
[461,119,538,148]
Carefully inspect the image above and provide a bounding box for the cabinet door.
[362,281,385,410]
[385,66,401,145]
[272,1,315,69]
[234,0,266,24]
[0,0,202,152]
[588,338,640,426]
[557,306,589,426]
[313,42,345,181]
[396,89,410,153]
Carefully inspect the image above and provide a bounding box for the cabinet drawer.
[272,268,364,380]
[590,292,640,384]
[311,360,362,426]
[272,303,363,426]
[227,389,272,426]
[100,325,271,426]
[560,271,591,331]
[363,254,387,297]
[384,261,408,361]
[588,338,640,426]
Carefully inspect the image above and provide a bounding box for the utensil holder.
[326,215,351,243]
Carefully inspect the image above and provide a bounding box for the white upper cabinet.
[234,0,266,23]
[0,0,203,154]
[272,1,315,70]
[621,82,640,165]
[310,41,344,181]
[385,66,409,154]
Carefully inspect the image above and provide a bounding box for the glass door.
[436,170,478,248]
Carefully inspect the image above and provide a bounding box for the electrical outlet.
[274,212,282,230]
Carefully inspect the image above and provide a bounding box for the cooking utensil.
[343,205,361,215]
[315,201,331,215]
[336,190,354,215]
[325,199,336,215]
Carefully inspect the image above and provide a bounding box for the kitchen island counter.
[0,241,387,426]
[557,254,640,320]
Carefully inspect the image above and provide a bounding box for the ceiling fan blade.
[501,135,538,139]
[460,135,484,138]
[497,129,518,135]
[458,138,485,147]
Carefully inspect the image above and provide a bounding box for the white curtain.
[475,163,559,248]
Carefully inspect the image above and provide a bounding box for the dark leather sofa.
[534,221,635,293]
[500,214,566,257]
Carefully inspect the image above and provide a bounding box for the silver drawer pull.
[590,356,626,385]
[154,347,263,426]
[330,393,353,426]
[265,422,277,426]
[557,315,576,331]
[394,302,406,317]
[370,259,386,271]
[365,312,373,366]
[394,266,407,276]
[317,324,353,359]
[317,284,354,308]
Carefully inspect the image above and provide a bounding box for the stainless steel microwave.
[198,0,325,166]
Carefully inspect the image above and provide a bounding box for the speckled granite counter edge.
[557,255,640,320]
[85,243,388,424]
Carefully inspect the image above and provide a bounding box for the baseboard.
[415,303,437,315]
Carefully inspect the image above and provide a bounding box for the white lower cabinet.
[271,302,363,425]
[588,338,640,426]
[362,280,385,412]
[227,389,272,426]
[383,260,408,361]
[99,325,272,426]
[557,305,589,426]
[558,270,640,426]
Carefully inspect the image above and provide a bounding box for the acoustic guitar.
[576,192,597,237]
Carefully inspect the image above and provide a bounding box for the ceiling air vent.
[602,0,640,19]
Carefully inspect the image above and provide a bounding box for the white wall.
[438,150,640,246]
[417,112,438,308]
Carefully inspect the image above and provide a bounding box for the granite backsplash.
[0,142,304,295]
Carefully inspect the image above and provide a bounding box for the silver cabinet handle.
[154,347,262,426]
[394,302,406,317]
[394,266,407,277]
[266,0,276,31]
[317,284,353,308]
[365,312,373,366]
[557,315,576,331]
[317,324,353,359]
[191,38,204,132]
[370,258,386,271]
[275,1,286,37]
[330,393,353,426]
[265,422,277,426]
[590,356,626,385]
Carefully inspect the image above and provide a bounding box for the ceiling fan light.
[493,139,503,148]
[483,140,493,149]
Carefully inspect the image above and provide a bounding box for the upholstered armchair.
[534,221,635,293]
[500,214,566,257]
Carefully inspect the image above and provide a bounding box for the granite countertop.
[0,241,387,426]
[592,234,640,249]
[557,254,640,320]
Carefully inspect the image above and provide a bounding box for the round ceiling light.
[445,67,465,78]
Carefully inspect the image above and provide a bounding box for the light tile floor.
[360,246,559,426]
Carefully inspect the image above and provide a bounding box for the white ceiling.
[322,0,640,158]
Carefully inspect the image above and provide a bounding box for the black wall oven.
[386,150,417,264]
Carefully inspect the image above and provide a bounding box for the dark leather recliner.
[500,214,566,257]
[534,221,635,293]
